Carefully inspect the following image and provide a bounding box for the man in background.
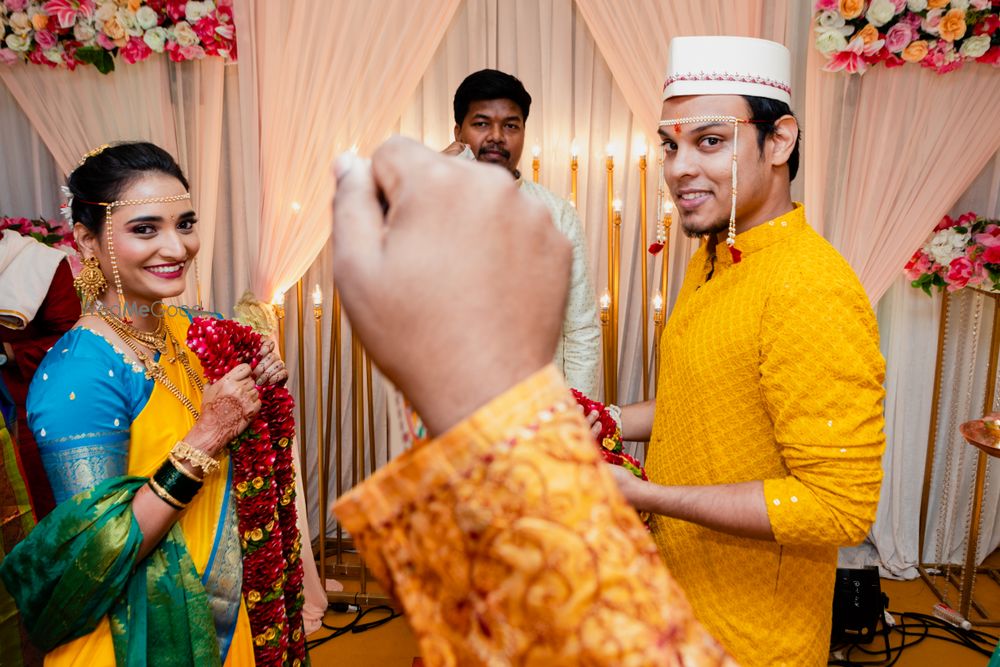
[445,69,600,396]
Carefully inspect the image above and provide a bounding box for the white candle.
[600,291,611,311]
[312,285,323,306]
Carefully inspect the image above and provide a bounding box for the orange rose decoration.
[858,24,880,45]
[902,40,930,62]
[839,0,865,20]
[939,9,968,42]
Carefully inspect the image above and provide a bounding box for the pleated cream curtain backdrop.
[804,51,1000,304]
[231,0,462,303]
[857,153,1000,578]
[0,82,61,218]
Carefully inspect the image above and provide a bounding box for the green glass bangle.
[153,458,203,505]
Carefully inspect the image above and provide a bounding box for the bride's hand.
[253,338,288,386]
[187,364,262,459]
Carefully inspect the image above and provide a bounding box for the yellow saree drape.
[45,313,255,666]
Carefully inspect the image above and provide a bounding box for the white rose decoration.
[95,2,115,22]
[960,34,991,58]
[143,26,168,52]
[865,0,897,28]
[925,229,971,266]
[185,1,213,22]
[172,21,199,47]
[73,21,96,42]
[950,0,970,10]
[43,47,62,64]
[817,10,848,31]
[907,0,928,10]
[5,33,30,52]
[8,12,30,35]
[135,6,158,30]
[816,30,850,54]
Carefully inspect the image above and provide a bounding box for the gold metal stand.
[638,152,649,400]
[917,290,1000,626]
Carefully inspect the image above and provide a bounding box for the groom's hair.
[742,95,801,182]
[454,69,532,125]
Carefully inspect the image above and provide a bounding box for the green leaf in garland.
[75,47,116,74]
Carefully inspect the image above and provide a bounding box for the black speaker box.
[831,566,885,645]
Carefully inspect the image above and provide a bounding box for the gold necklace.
[164,324,204,392]
[97,308,167,353]
[113,331,201,419]
[98,310,201,419]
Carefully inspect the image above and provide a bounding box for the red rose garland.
[187,317,307,667]
[572,389,651,528]
[571,389,648,481]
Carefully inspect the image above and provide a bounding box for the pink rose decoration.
[4,0,28,12]
[905,251,934,280]
[923,9,945,36]
[978,46,1000,66]
[34,30,57,50]
[0,49,18,65]
[815,0,839,10]
[984,245,1000,265]
[95,32,116,50]
[886,22,916,52]
[958,212,979,226]
[165,0,186,21]
[971,0,991,8]
[934,215,959,231]
[121,36,152,64]
[947,256,975,291]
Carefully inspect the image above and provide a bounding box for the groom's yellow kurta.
[646,205,886,667]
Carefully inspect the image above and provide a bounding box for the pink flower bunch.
[814,1,1000,75]
[0,0,236,74]
[187,317,307,667]
[906,212,1000,294]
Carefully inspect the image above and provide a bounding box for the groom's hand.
[331,136,570,436]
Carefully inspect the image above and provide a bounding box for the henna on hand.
[199,394,249,447]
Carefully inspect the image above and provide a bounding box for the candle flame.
[605,142,616,159]
[532,145,541,158]
[600,292,611,310]
[613,198,623,213]
[571,139,579,158]
[633,135,647,157]
[653,291,663,313]
[272,290,285,305]
[663,199,674,216]
[312,285,323,306]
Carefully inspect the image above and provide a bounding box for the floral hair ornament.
[59,185,74,225]
[660,36,793,265]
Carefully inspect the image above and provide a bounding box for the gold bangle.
[172,440,221,476]
[168,453,204,483]
[148,477,186,510]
